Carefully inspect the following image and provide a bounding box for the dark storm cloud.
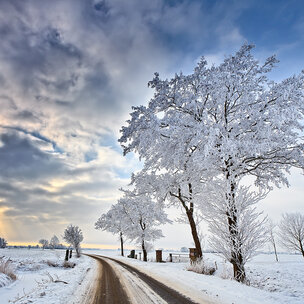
[1,126,62,153]
[0,132,63,179]
[0,7,82,92]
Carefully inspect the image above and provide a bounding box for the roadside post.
[189,248,198,263]
[156,250,162,262]
[65,249,69,261]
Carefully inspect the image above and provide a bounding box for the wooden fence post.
[189,248,198,263]
[65,249,69,261]
[156,250,162,262]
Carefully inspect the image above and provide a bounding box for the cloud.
[0,131,64,180]
[0,0,254,246]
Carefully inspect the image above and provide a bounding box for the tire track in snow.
[85,255,130,304]
[86,254,200,304]
[108,258,168,304]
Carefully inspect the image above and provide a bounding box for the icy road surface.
[85,255,211,304]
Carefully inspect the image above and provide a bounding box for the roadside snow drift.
[0,248,96,304]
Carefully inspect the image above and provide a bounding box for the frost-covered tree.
[119,44,304,282]
[279,213,304,257]
[95,203,128,256]
[119,189,170,261]
[0,237,7,248]
[204,181,268,280]
[39,239,49,249]
[131,171,204,257]
[50,235,60,249]
[268,220,279,261]
[63,225,83,258]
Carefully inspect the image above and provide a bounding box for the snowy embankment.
[0,248,96,304]
[85,249,304,304]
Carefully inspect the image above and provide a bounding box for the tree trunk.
[120,232,124,256]
[226,170,246,282]
[273,240,279,262]
[186,210,203,258]
[299,240,304,257]
[228,206,246,282]
[76,246,80,258]
[142,239,147,262]
[170,184,203,258]
[232,261,246,283]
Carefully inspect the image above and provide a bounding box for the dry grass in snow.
[0,257,17,287]
[186,258,216,275]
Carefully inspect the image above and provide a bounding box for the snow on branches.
[39,239,49,250]
[95,188,170,261]
[95,203,128,256]
[203,180,269,282]
[279,212,304,257]
[120,44,304,188]
[63,225,83,258]
[118,189,170,261]
[119,44,304,282]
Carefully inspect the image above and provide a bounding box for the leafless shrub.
[45,259,76,268]
[186,258,216,275]
[62,261,76,268]
[46,260,59,267]
[17,262,42,272]
[220,260,232,280]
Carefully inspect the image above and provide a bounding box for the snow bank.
[0,248,96,304]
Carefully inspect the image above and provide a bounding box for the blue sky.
[0,0,304,249]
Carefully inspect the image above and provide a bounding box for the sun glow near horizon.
[4,241,129,250]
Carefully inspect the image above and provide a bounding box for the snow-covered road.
[86,254,210,304]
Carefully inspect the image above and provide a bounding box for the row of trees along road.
[95,189,170,261]
[117,44,304,283]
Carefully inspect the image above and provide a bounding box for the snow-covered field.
[1,248,303,304]
[0,248,95,304]
[84,249,304,304]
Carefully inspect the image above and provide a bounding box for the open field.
[0,248,303,304]
[0,248,95,304]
